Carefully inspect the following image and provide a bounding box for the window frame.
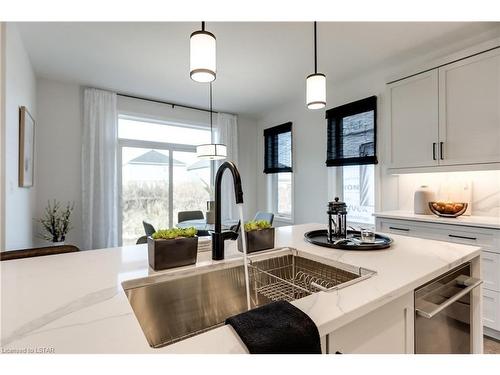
[267,172,294,224]
[117,115,211,245]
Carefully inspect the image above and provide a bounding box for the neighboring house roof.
[186,159,210,171]
[128,150,185,167]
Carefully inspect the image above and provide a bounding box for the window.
[326,97,377,226]
[269,172,293,219]
[118,116,211,245]
[264,122,293,221]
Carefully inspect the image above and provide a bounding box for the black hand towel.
[225,300,321,354]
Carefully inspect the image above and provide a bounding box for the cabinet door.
[483,289,500,331]
[438,49,500,165]
[328,292,414,354]
[388,70,439,168]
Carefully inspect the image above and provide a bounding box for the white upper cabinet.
[388,70,439,168]
[438,48,500,166]
[387,48,500,171]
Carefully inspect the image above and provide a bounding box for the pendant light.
[306,22,326,109]
[190,21,216,83]
[196,83,227,160]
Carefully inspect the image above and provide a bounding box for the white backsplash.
[397,170,500,217]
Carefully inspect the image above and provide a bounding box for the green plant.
[38,200,75,242]
[244,220,272,232]
[152,227,198,240]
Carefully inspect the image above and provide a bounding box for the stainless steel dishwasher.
[415,263,482,354]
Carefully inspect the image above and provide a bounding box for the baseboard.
[484,327,500,341]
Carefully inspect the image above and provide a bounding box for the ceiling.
[16,22,500,118]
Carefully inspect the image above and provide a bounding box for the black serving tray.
[304,230,393,251]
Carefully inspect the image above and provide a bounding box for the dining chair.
[0,245,80,261]
[142,221,156,237]
[136,236,148,244]
[254,211,274,225]
[178,210,204,223]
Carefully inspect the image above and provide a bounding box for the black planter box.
[147,236,198,271]
[238,228,275,254]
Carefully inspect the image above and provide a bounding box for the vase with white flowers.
[38,200,75,245]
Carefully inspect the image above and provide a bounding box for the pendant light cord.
[314,21,318,74]
[202,21,205,31]
[210,82,213,143]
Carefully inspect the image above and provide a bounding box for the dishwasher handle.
[416,277,482,319]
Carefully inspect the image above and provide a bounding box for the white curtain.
[214,113,239,222]
[82,88,119,250]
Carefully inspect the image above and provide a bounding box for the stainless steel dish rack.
[248,251,363,304]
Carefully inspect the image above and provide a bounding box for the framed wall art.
[19,106,35,187]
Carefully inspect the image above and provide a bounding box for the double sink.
[121,248,376,348]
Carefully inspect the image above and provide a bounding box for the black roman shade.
[326,96,378,167]
[264,122,292,174]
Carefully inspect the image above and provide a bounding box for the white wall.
[256,73,392,226]
[35,78,83,248]
[28,86,259,250]
[255,36,500,225]
[3,24,37,250]
[236,116,257,219]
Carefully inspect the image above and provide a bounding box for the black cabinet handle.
[439,142,444,160]
[432,143,437,160]
[389,226,410,232]
[449,234,477,241]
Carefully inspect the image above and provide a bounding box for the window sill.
[274,215,294,224]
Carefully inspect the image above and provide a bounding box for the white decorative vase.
[51,241,65,246]
[414,185,435,215]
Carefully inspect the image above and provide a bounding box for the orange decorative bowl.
[428,202,468,218]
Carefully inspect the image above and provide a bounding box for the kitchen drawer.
[376,218,499,252]
[482,251,500,292]
[444,228,496,250]
[483,289,500,331]
[377,219,425,238]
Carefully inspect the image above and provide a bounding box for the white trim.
[0,23,5,250]
[267,172,294,223]
[118,138,196,153]
[119,113,209,132]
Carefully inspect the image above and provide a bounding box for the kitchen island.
[0,224,482,354]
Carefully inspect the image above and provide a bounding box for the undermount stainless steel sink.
[122,248,375,348]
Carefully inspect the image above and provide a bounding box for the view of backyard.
[119,117,211,245]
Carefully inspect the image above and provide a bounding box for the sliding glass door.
[121,146,170,245]
[172,151,211,226]
[118,116,211,245]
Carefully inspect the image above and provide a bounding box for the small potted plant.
[148,227,198,271]
[37,200,74,245]
[238,220,275,254]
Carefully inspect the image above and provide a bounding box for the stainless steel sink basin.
[122,248,375,348]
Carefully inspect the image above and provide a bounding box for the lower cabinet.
[376,216,500,336]
[483,289,500,335]
[327,292,414,354]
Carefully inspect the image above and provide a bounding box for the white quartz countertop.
[0,224,481,354]
[374,210,500,230]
